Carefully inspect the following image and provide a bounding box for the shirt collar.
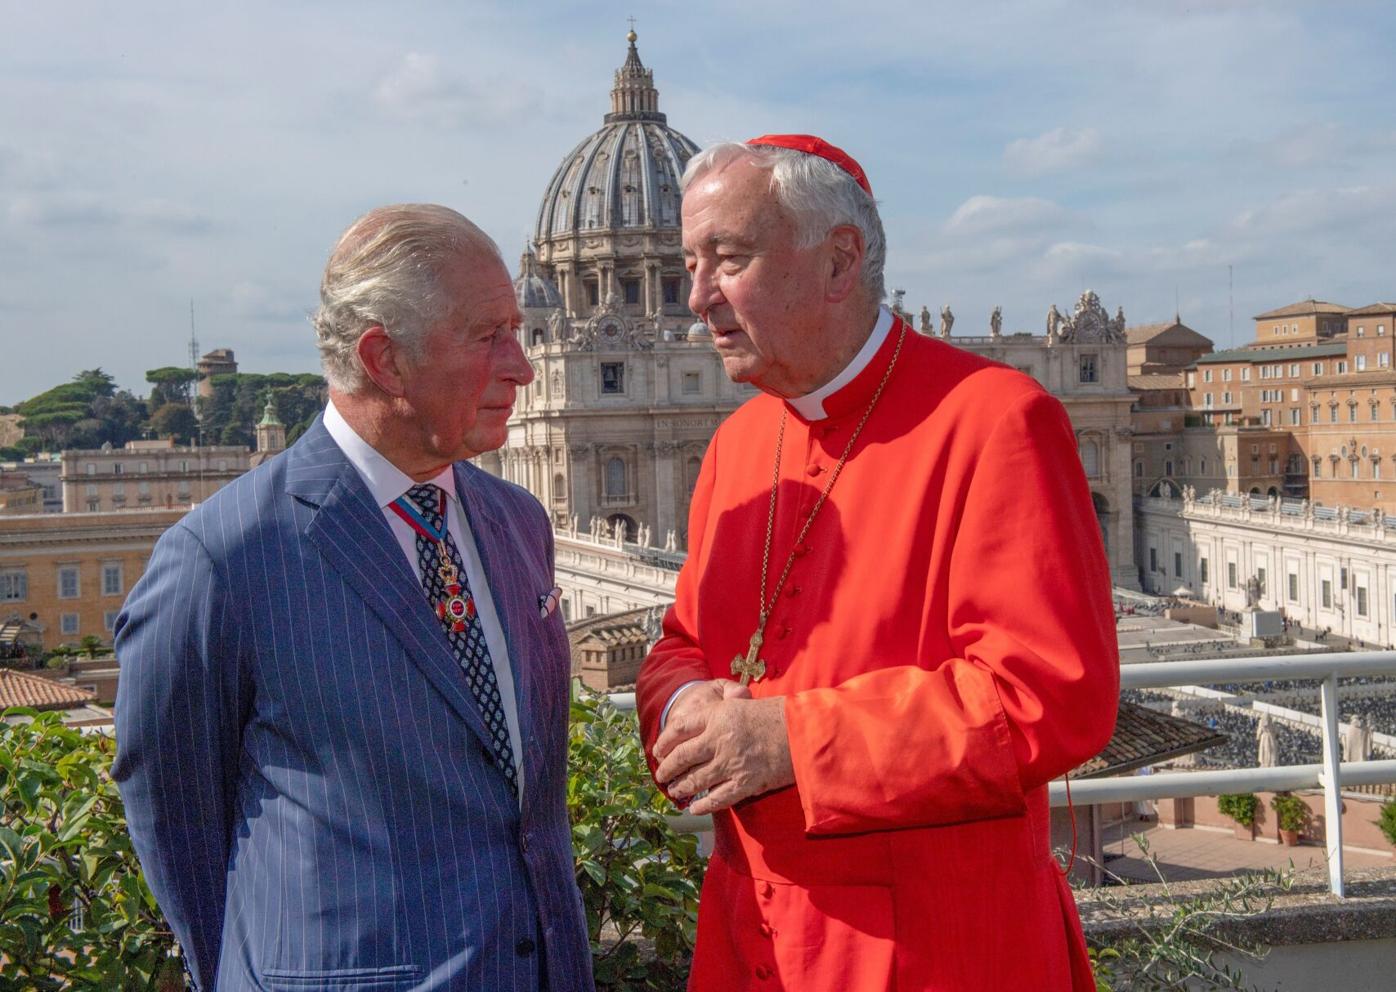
[785,306,894,421]
[323,400,458,508]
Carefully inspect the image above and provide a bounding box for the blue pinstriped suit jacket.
[113,418,593,992]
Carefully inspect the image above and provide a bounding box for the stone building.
[1137,489,1396,646]
[196,347,238,400]
[0,507,185,650]
[1126,316,1213,375]
[1252,299,1349,348]
[939,291,1139,588]
[251,395,288,468]
[60,438,250,512]
[491,31,752,544]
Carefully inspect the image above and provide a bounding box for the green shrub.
[1269,793,1310,833]
[568,690,703,991]
[1378,799,1396,847]
[1217,793,1258,827]
[0,708,182,990]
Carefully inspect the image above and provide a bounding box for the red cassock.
[637,317,1120,991]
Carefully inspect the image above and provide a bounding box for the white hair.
[311,204,499,392]
[681,142,886,302]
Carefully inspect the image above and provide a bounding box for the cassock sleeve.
[783,388,1120,835]
[637,432,720,777]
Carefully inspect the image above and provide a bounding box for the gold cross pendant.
[730,629,767,686]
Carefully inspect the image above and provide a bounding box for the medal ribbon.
[389,488,448,543]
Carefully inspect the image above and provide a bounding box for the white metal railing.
[606,651,1396,897]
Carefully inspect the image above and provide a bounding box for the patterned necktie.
[400,483,518,796]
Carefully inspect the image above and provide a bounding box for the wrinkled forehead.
[681,160,792,250]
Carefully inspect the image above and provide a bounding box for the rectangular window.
[585,279,599,307]
[600,362,625,394]
[1358,586,1370,618]
[102,563,123,597]
[1223,391,1232,405]
[0,569,27,602]
[1079,354,1098,383]
[1381,352,1391,368]
[1290,408,1300,425]
[1257,567,1267,595]
[113,463,123,475]
[663,277,681,305]
[1288,573,1299,602]
[1290,364,1299,377]
[1203,392,1213,408]
[1149,548,1158,572]
[1322,579,1332,608]
[1357,354,1367,371]
[1200,558,1209,584]
[1204,369,1213,383]
[1173,552,1182,577]
[681,371,701,395]
[1314,362,1323,375]
[1338,361,1348,374]
[58,566,80,600]
[103,610,119,632]
[1228,561,1238,589]
[1223,368,1232,382]
[621,279,640,305]
[60,613,79,636]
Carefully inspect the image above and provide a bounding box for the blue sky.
[3,0,1393,404]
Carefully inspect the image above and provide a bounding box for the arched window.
[686,456,703,495]
[1080,439,1100,478]
[553,473,566,501]
[605,457,626,498]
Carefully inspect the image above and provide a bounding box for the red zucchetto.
[745,133,872,196]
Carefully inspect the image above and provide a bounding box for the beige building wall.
[0,508,185,650]
[61,439,250,513]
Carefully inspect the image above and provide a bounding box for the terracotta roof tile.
[1253,299,1350,320]
[0,668,97,713]
[1074,701,1227,778]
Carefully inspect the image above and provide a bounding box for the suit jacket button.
[516,937,536,957]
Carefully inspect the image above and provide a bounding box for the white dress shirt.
[323,401,525,800]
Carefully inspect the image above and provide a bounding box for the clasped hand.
[652,679,795,816]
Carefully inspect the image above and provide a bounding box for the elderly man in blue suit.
[113,204,593,992]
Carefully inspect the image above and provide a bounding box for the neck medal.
[389,489,475,633]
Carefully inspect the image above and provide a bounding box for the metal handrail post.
[1318,672,1346,898]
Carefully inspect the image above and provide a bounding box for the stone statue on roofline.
[939,304,954,338]
[1046,303,1062,344]
[918,306,932,335]
[1255,713,1279,768]
[990,306,1002,338]
[1343,713,1373,763]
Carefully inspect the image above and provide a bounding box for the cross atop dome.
[608,25,664,123]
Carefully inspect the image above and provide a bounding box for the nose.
[498,333,534,385]
[687,259,722,324]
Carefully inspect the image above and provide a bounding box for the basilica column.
[569,443,594,529]
[653,440,677,541]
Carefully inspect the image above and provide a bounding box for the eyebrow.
[685,232,759,253]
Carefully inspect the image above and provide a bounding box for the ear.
[825,224,865,304]
[355,326,409,397]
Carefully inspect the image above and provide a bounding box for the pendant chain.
[754,324,908,634]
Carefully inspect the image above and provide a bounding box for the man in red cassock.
[636,134,1120,991]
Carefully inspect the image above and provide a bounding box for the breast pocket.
[260,964,423,992]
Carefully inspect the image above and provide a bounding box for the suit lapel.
[286,420,494,752]
[455,464,543,791]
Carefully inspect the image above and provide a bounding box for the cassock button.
[755,964,773,980]
[806,463,823,477]
[759,923,773,938]
[787,585,801,597]
[759,881,774,899]
[776,626,791,640]
[794,543,811,557]
[515,938,536,957]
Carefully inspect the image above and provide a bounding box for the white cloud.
[1003,127,1102,175]
[373,52,542,129]
[1231,184,1396,237]
[943,195,1070,237]
[8,193,212,234]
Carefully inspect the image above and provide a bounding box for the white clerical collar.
[323,400,458,508]
[786,306,894,421]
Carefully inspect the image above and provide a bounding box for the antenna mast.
[188,299,200,369]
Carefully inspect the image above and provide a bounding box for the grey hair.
[681,142,886,302]
[311,204,500,392]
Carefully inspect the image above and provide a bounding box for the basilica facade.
[484,32,752,546]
